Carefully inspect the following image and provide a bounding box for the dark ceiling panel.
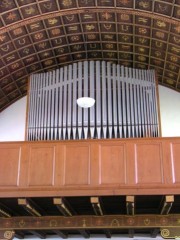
[0,0,179,112]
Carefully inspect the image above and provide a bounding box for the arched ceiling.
[0,0,179,112]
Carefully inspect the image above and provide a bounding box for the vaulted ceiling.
[0,0,179,112]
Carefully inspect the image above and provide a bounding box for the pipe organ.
[27,61,160,141]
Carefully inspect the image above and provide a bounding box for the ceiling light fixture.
[77,97,95,108]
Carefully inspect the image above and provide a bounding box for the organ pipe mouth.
[77,97,95,108]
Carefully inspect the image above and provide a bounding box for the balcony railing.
[0,137,180,197]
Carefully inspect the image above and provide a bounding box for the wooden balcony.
[0,137,180,198]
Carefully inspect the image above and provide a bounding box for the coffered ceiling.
[0,0,179,112]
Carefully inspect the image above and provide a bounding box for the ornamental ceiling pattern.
[0,0,179,111]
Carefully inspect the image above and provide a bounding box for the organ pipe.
[27,60,160,140]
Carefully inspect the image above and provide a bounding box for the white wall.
[0,86,180,141]
[0,96,26,141]
[159,85,180,137]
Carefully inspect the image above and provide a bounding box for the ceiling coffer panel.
[0,0,179,112]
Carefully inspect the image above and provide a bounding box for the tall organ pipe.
[27,61,160,140]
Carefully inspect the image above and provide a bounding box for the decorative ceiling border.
[1,214,180,230]
[0,8,179,34]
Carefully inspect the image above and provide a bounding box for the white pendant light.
[77,97,95,108]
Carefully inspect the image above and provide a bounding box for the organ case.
[27,61,160,140]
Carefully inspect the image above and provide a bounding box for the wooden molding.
[155,71,162,137]
[161,228,180,239]
[91,197,103,216]
[1,214,180,230]
[160,195,174,215]
[126,196,135,215]
[53,198,73,216]
[0,231,15,240]
[18,198,42,217]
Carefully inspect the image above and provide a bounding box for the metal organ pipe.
[27,61,160,141]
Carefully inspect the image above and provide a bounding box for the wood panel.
[170,142,180,184]
[99,144,126,184]
[0,146,21,186]
[28,146,56,186]
[64,144,90,185]
[0,138,180,197]
[134,143,163,184]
